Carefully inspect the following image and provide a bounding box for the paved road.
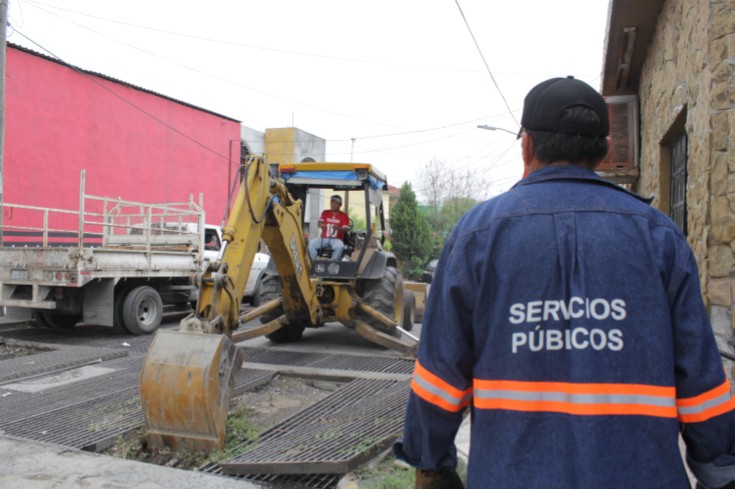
[0,310,439,489]
[0,310,259,488]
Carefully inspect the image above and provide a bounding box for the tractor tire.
[258,274,305,343]
[121,285,163,335]
[402,290,416,332]
[266,323,305,343]
[258,275,284,324]
[360,266,404,337]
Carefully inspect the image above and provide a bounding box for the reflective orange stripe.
[678,379,735,423]
[474,380,675,396]
[411,361,472,413]
[473,379,678,418]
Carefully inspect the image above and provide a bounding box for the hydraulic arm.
[138,155,418,454]
[139,155,319,452]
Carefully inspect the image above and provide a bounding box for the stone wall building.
[601,0,735,368]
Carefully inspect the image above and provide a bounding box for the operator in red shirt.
[308,194,350,260]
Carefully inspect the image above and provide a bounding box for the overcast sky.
[7,0,610,198]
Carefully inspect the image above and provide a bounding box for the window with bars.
[669,133,688,235]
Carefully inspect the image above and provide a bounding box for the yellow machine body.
[139,156,415,453]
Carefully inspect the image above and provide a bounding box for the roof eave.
[601,0,665,97]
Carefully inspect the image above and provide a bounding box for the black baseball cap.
[519,76,609,138]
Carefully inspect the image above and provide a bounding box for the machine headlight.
[327,263,340,275]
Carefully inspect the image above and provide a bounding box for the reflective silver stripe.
[413,373,472,408]
[474,388,676,407]
[678,391,733,415]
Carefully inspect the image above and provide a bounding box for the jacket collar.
[512,165,653,204]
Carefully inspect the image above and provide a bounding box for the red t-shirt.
[319,210,350,240]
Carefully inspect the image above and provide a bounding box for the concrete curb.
[0,435,258,489]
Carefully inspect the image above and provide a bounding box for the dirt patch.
[241,375,343,429]
[347,451,468,489]
[0,340,52,361]
[104,374,342,470]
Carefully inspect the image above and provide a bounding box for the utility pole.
[0,0,7,245]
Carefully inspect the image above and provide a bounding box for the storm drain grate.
[242,347,329,367]
[220,378,410,476]
[0,340,128,384]
[240,347,415,375]
[0,348,276,452]
[0,387,142,450]
[233,368,277,396]
[308,354,414,374]
[199,462,341,490]
[0,358,142,426]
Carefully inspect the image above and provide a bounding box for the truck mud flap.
[139,330,242,453]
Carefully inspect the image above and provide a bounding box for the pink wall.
[4,46,241,231]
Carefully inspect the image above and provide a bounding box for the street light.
[477,124,517,136]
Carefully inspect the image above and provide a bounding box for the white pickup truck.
[0,172,214,335]
[202,228,270,306]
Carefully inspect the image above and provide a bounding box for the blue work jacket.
[394,165,735,488]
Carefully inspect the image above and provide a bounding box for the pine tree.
[390,182,433,279]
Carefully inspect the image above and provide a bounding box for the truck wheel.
[31,310,79,329]
[402,291,416,332]
[360,266,404,337]
[31,310,52,329]
[44,313,81,329]
[111,285,132,334]
[121,286,163,335]
[258,274,305,343]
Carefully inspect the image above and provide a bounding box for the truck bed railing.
[0,170,205,250]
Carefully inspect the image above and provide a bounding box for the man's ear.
[522,132,534,176]
[588,136,611,170]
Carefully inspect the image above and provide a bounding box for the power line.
[21,0,489,76]
[21,2,518,157]
[17,1,420,133]
[454,0,519,127]
[20,0,578,144]
[14,1,526,168]
[338,115,496,141]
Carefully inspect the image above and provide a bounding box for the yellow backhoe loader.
[139,155,417,453]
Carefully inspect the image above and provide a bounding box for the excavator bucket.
[139,330,242,453]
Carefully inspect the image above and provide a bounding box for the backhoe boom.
[140,155,319,452]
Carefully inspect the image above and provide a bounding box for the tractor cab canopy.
[277,162,387,210]
[275,162,391,277]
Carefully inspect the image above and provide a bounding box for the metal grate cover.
[0,339,128,384]
[240,347,415,375]
[199,462,341,490]
[0,360,276,451]
[220,378,410,475]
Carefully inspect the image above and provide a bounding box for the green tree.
[390,182,433,279]
[439,196,478,236]
[418,159,490,254]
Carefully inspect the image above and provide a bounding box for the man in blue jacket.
[394,76,735,488]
